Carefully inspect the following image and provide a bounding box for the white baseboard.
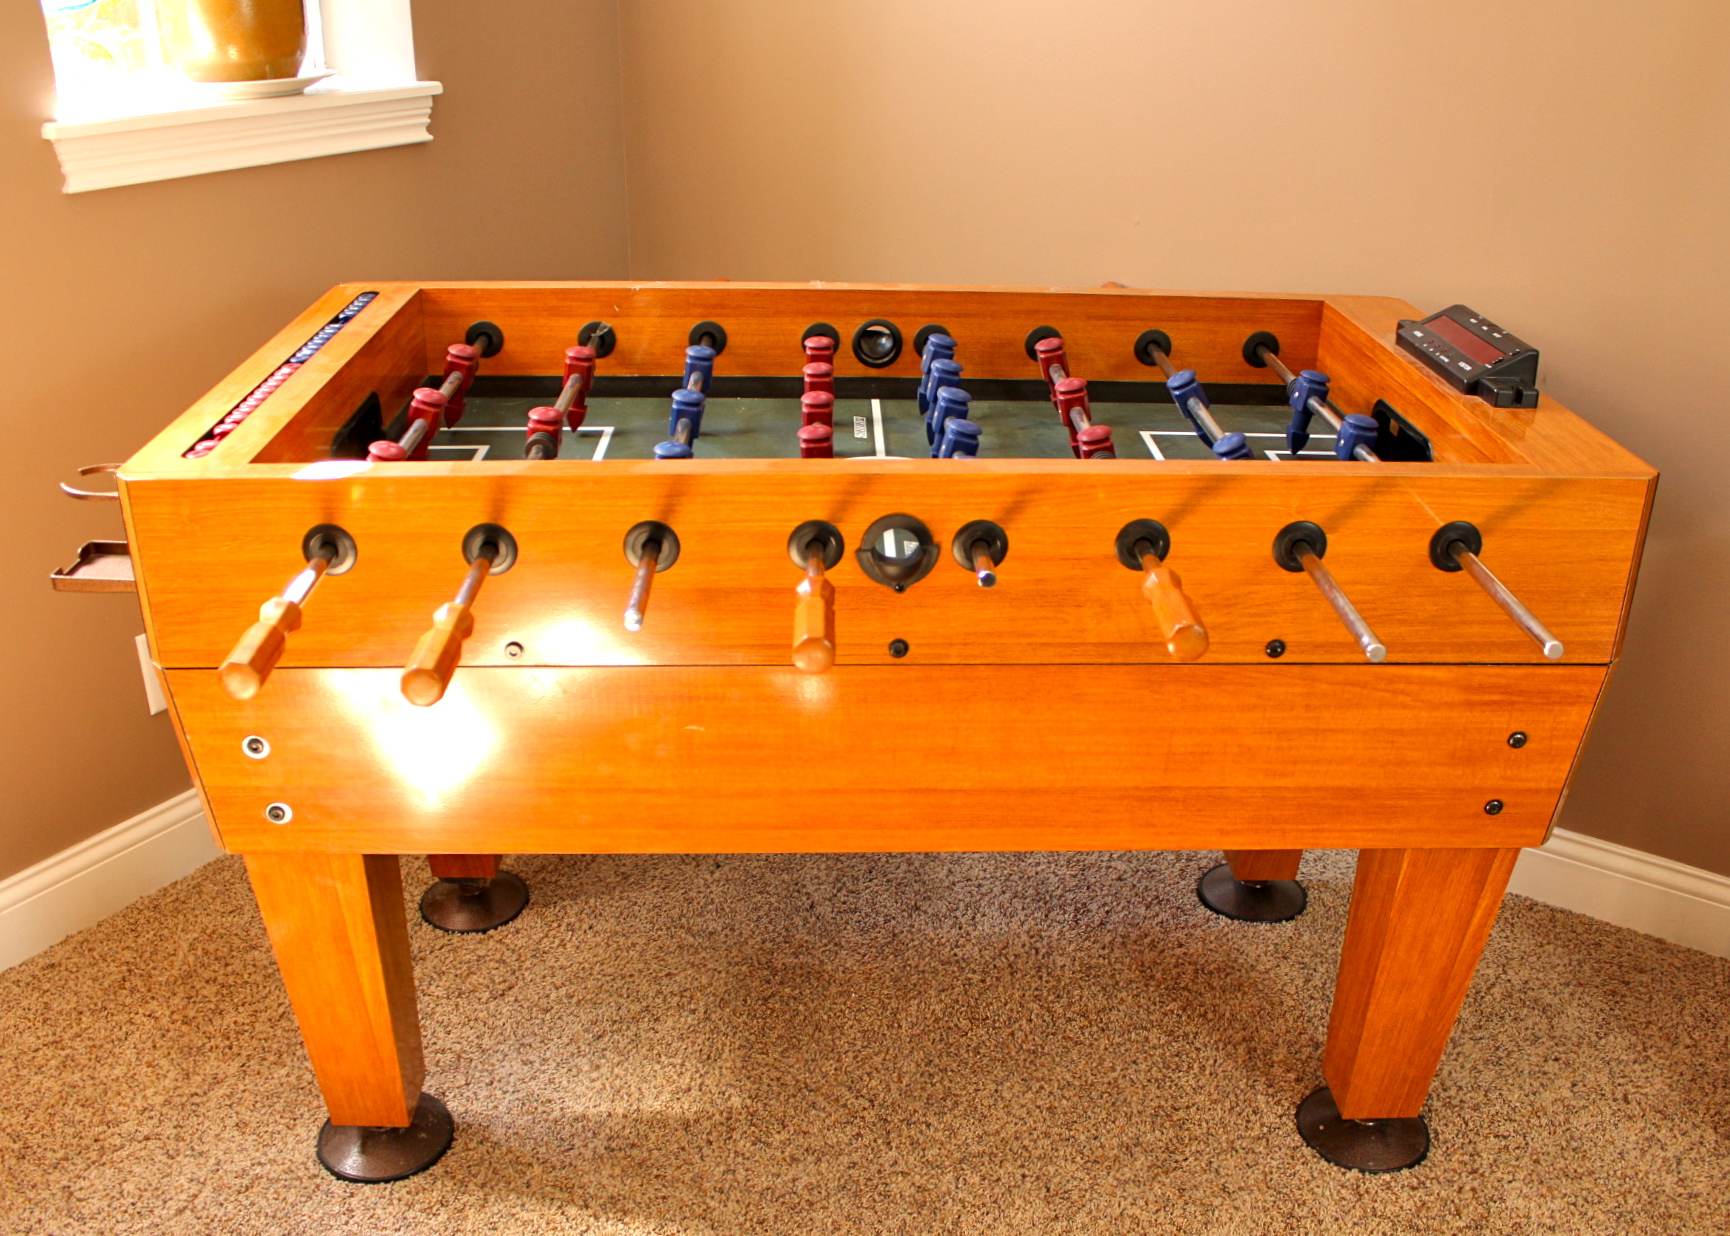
[1509,827,1730,959]
[0,794,1722,973]
[0,789,222,972]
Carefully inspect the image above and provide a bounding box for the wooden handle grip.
[219,597,302,701]
[1142,563,1208,661]
[401,602,476,706]
[792,573,835,673]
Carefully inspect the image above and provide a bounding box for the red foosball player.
[521,344,601,459]
[1032,334,1114,458]
[798,423,834,458]
[365,326,499,462]
[367,386,447,462]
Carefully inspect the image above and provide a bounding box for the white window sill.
[42,81,442,194]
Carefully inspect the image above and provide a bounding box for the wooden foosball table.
[59,282,1654,1180]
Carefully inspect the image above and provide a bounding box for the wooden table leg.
[420,852,529,934]
[1197,849,1309,922]
[428,854,499,881]
[1224,849,1303,882]
[1299,845,1519,1171]
[246,853,453,1180]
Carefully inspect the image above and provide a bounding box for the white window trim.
[39,0,438,194]
[43,82,441,193]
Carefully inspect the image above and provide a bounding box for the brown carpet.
[0,849,1725,1234]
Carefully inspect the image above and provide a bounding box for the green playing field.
[431,392,1341,462]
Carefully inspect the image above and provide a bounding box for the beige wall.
[0,0,629,880]
[6,1,1726,884]
[616,1,1730,872]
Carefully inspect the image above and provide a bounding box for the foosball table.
[58,281,1654,1180]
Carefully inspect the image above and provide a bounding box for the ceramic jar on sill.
[159,0,308,83]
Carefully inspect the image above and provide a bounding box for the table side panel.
[415,284,1324,386]
[176,664,1598,854]
[129,471,1650,667]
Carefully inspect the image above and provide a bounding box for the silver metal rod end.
[623,610,643,633]
[1542,640,1564,660]
[1365,643,1388,663]
[976,569,996,588]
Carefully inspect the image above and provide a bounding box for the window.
[39,0,439,193]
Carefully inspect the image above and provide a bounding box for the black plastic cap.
[1115,519,1170,569]
[1273,521,1326,572]
[465,320,505,358]
[1023,325,1062,360]
[915,324,954,356]
[1133,329,1173,366]
[1243,330,1280,368]
[578,321,617,357]
[689,320,728,355]
[1429,521,1482,571]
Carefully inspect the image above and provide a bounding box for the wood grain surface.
[243,852,422,1126]
[427,854,499,880]
[175,664,1601,855]
[1322,846,1521,1119]
[127,469,1651,668]
[1224,849,1304,882]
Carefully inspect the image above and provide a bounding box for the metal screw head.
[1484,799,1504,816]
[504,642,524,659]
[242,735,270,759]
[888,639,910,658]
[265,802,293,824]
[1508,732,1528,749]
[1265,639,1287,659]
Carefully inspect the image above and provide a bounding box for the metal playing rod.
[623,539,661,632]
[1449,541,1564,659]
[1292,537,1386,662]
[1145,343,1231,445]
[453,547,494,607]
[969,540,997,588]
[283,545,335,604]
[399,415,433,455]
[1254,344,1381,462]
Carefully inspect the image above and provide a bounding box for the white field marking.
[1144,430,1336,440]
[1138,431,1166,460]
[1264,449,1344,462]
[579,425,615,461]
[434,426,613,459]
[872,399,887,456]
[427,444,490,461]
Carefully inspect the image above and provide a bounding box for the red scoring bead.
[1077,424,1116,459]
[367,440,408,462]
[800,390,835,427]
[798,422,834,458]
[802,361,834,395]
[803,335,836,365]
